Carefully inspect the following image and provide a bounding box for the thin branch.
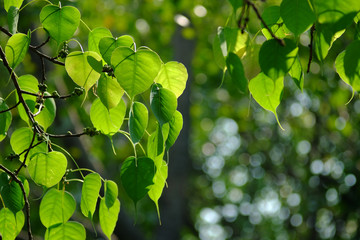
[307,24,315,73]
[47,132,88,138]
[40,56,46,84]
[0,26,11,37]
[245,0,285,46]
[0,101,20,114]
[18,141,44,156]
[33,36,50,49]
[15,130,37,175]
[21,90,75,99]
[0,165,33,240]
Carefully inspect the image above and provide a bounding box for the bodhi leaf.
[5,32,30,69]
[99,35,134,64]
[28,151,67,188]
[165,110,183,150]
[80,173,101,219]
[0,98,12,142]
[150,84,177,125]
[111,47,162,99]
[97,73,124,109]
[249,72,284,129]
[0,208,16,240]
[7,6,19,35]
[65,51,102,93]
[4,0,23,12]
[261,6,289,39]
[289,56,304,91]
[99,198,120,240]
[88,27,113,54]
[280,0,315,36]
[335,40,360,92]
[259,38,298,80]
[148,123,170,160]
[15,211,25,236]
[129,101,148,144]
[105,180,118,209]
[90,98,126,136]
[39,188,76,228]
[227,0,243,10]
[120,156,156,206]
[313,0,360,25]
[226,52,247,93]
[10,127,47,162]
[40,5,80,44]
[0,173,29,213]
[154,61,188,98]
[45,221,86,240]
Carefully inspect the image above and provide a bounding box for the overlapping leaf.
[165,110,183,150]
[80,173,101,219]
[226,52,247,93]
[0,98,12,142]
[5,32,30,69]
[150,84,177,125]
[261,6,289,39]
[4,0,23,12]
[99,198,120,240]
[0,208,17,240]
[129,101,148,143]
[97,73,124,109]
[7,6,19,34]
[104,180,118,209]
[45,221,86,240]
[99,35,134,64]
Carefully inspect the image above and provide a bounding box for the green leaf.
[0,98,12,142]
[289,55,304,91]
[111,47,162,99]
[216,27,249,61]
[261,6,289,39]
[65,51,102,92]
[313,0,360,25]
[35,93,56,131]
[88,27,113,55]
[335,40,360,91]
[105,180,118,209]
[226,52,247,93]
[0,173,29,213]
[148,159,168,222]
[40,5,81,44]
[120,156,155,205]
[227,0,243,10]
[5,33,30,69]
[10,127,47,162]
[97,73,124,109]
[0,208,16,240]
[150,84,177,125]
[99,35,134,64]
[280,0,315,36]
[99,198,120,240]
[154,61,188,98]
[28,151,67,188]
[249,73,284,129]
[15,210,24,236]
[90,98,126,136]
[39,188,76,228]
[147,123,169,160]
[7,6,19,35]
[259,38,298,80]
[4,0,23,12]
[129,101,148,144]
[45,221,86,240]
[80,173,101,219]
[165,110,183,150]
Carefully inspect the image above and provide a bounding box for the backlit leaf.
[15,210,24,236]
[4,0,23,12]
[99,198,120,240]
[150,84,177,125]
[88,27,112,54]
[289,56,304,91]
[97,73,124,109]
[313,0,360,25]
[80,173,101,219]
[0,98,12,142]
[165,110,183,150]
[45,221,86,240]
[99,35,134,64]
[5,33,30,69]
[0,208,16,240]
[261,6,289,39]
[129,101,148,143]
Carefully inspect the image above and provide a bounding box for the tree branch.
[307,24,315,73]
[15,130,37,175]
[0,101,20,114]
[0,165,33,240]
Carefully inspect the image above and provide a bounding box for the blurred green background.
[1,0,360,239]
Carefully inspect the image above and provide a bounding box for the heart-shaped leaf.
[105,180,118,209]
[261,6,289,40]
[65,51,102,92]
[90,98,126,136]
[313,0,360,25]
[80,173,101,219]
[7,6,19,34]
[45,221,86,240]
[154,61,188,98]
[111,47,162,99]
[88,27,112,54]
[165,110,183,150]
[39,188,76,228]
[150,84,177,125]
[99,35,134,64]
[15,211,24,236]
[0,208,16,240]
[97,73,124,109]
[120,156,155,205]
[0,98,12,142]
[99,198,120,240]
[28,151,67,188]
[129,101,148,143]
[0,173,29,213]
[4,0,23,12]
[5,33,30,69]
[40,5,80,44]
[259,38,298,80]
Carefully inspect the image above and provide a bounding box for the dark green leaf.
[313,0,360,25]
[261,6,289,39]
[227,0,243,10]
[289,56,304,91]
[0,98,12,142]
[165,110,183,150]
[226,52,247,93]
[105,180,118,209]
[0,173,28,213]
[129,101,148,143]
[7,6,19,35]
[150,84,177,125]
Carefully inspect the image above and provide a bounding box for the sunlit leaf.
[0,208,16,240]
[45,221,86,240]
[40,5,80,44]
[129,101,148,144]
[148,123,169,160]
[39,188,76,228]
[150,84,177,125]
[111,47,162,99]
[97,73,124,109]
[4,0,23,12]
[0,98,12,142]
[120,156,155,205]
[99,198,120,240]
[15,211,24,236]
[261,6,289,39]
[99,35,134,64]
[5,33,30,69]
[313,0,360,25]
[28,151,67,188]
[80,173,101,219]
[165,110,183,150]
[88,27,113,54]
[289,55,304,91]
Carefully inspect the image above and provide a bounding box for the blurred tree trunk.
[155,24,196,240]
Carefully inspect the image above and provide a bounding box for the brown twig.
[21,90,75,99]
[0,165,33,240]
[0,101,20,114]
[307,24,315,73]
[33,36,50,49]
